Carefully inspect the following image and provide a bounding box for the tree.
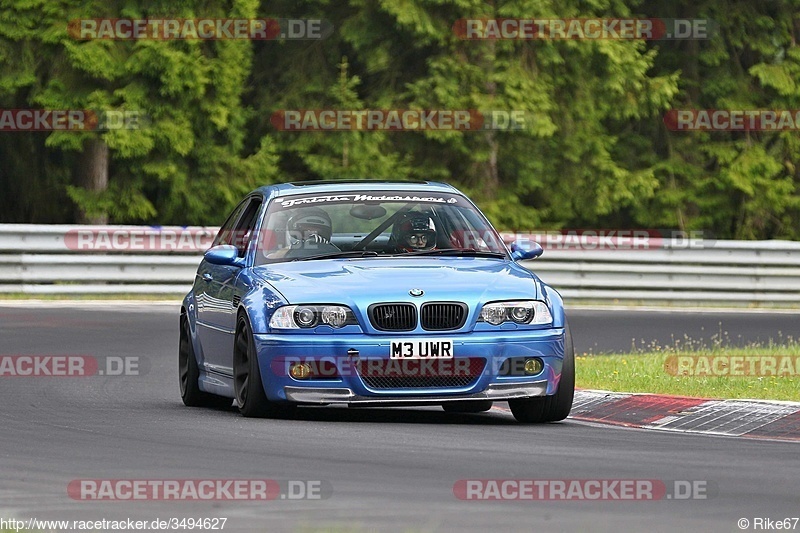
[635,0,800,239]
[0,0,278,225]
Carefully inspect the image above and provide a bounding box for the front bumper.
[254,328,565,403]
[284,380,548,405]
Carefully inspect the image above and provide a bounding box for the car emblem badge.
[409,288,424,297]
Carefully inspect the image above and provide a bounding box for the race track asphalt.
[0,304,798,532]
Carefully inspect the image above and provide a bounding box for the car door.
[216,196,263,350]
[197,196,263,375]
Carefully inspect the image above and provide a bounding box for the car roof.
[254,180,462,197]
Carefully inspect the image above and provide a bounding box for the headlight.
[295,306,318,327]
[321,306,348,328]
[269,305,357,329]
[509,302,534,324]
[478,300,552,326]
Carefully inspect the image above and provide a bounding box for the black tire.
[233,313,296,419]
[442,400,493,413]
[508,321,575,423]
[179,315,233,409]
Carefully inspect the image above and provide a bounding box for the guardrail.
[1,224,799,305]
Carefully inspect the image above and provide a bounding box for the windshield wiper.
[401,249,506,258]
[291,250,380,261]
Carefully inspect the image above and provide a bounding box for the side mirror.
[204,245,242,266]
[510,241,544,261]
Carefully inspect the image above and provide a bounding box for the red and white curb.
[569,390,800,441]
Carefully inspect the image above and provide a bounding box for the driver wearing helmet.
[267,207,334,259]
[286,207,332,245]
[392,212,438,253]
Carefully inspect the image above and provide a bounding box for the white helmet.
[286,207,332,244]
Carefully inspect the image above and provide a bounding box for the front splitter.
[284,380,548,406]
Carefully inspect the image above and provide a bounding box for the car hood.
[251,257,540,308]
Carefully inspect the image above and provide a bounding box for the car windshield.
[254,191,508,264]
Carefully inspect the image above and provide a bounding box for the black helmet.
[392,212,437,252]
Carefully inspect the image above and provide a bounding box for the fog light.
[524,358,544,375]
[289,363,312,379]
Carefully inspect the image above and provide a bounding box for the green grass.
[577,342,800,402]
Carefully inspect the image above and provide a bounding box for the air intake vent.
[356,357,486,389]
[368,303,417,331]
[420,302,468,331]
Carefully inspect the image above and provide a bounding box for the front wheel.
[508,322,575,423]
[233,314,295,419]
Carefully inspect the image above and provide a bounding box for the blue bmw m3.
[179,180,573,423]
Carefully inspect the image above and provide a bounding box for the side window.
[232,198,263,258]
[213,200,248,247]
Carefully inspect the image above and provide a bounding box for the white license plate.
[390,340,453,359]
